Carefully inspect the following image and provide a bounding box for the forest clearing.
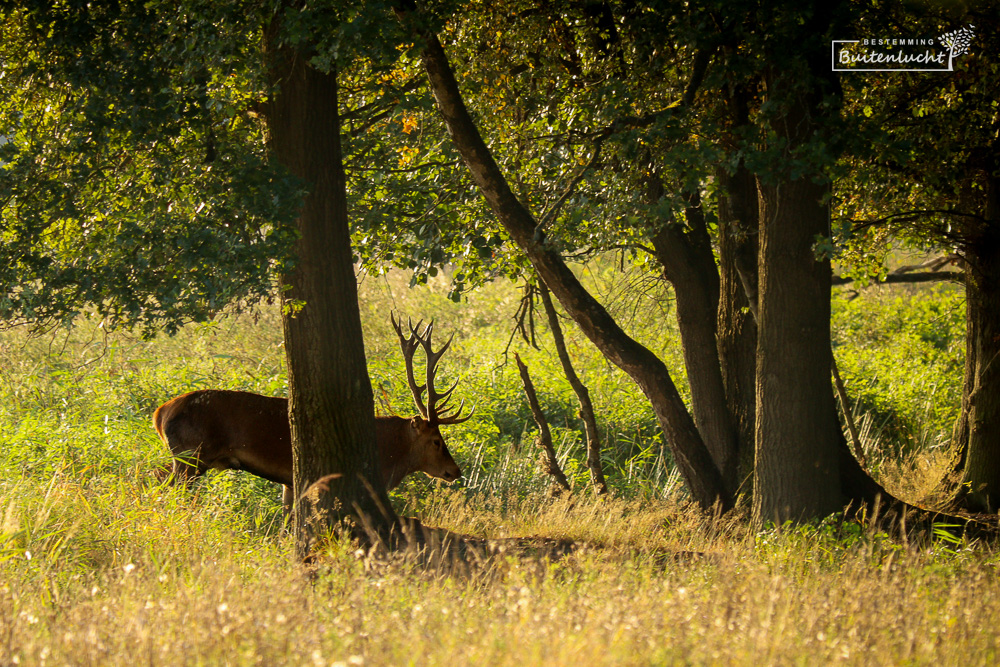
[2,273,995,665]
[3,1,999,664]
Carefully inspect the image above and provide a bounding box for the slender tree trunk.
[716,162,759,495]
[949,258,975,492]
[264,35,397,557]
[537,282,607,493]
[832,354,867,469]
[649,188,740,493]
[406,20,730,510]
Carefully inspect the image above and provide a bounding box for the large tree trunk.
[715,73,894,513]
[649,188,739,493]
[955,172,1000,512]
[754,173,843,523]
[752,69,843,524]
[718,158,890,513]
[406,21,730,510]
[265,35,397,557]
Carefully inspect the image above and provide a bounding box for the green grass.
[0,267,987,666]
[832,282,965,499]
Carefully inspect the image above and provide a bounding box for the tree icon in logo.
[939,24,975,70]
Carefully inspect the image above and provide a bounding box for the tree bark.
[264,35,397,557]
[754,173,843,524]
[406,20,730,510]
[955,171,1000,512]
[537,281,607,494]
[752,69,843,524]
[649,188,740,493]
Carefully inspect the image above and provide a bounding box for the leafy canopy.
[0,0,418,335]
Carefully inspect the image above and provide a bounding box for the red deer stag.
[153,315,472,509]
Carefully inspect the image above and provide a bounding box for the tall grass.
[1,266,987,665]
[4,478,1000,666]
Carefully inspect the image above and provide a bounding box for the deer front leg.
[282,484,294,519]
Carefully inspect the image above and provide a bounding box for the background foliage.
[0,263,965,511]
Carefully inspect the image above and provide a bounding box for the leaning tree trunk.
[954,172,1000,512]
[403,17,730,510]
[264,33,397,557]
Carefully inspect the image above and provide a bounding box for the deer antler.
[391,313,428,417]
[391,313,474,426]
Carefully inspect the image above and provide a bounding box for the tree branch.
[536,140,604,233]
[831,271,964,286]
[682,48,713,108]
[842,208,989,233]
[538,281,607,494]
[515,353,572,493]
[399,3,731,510]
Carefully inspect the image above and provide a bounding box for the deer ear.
[409,416,422,430]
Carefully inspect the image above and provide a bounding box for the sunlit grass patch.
[0,271,989,665]
[5,490,1000,666]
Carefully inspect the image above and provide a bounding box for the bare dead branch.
[503,281,540,357]
[831,271,964,287]
[514,352,572,493]
[538,281,607,494]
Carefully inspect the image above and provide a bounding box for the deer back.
[154,389,293,485]
[155,390,461,490]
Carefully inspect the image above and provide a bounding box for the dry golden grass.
[4,475,1000,667]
